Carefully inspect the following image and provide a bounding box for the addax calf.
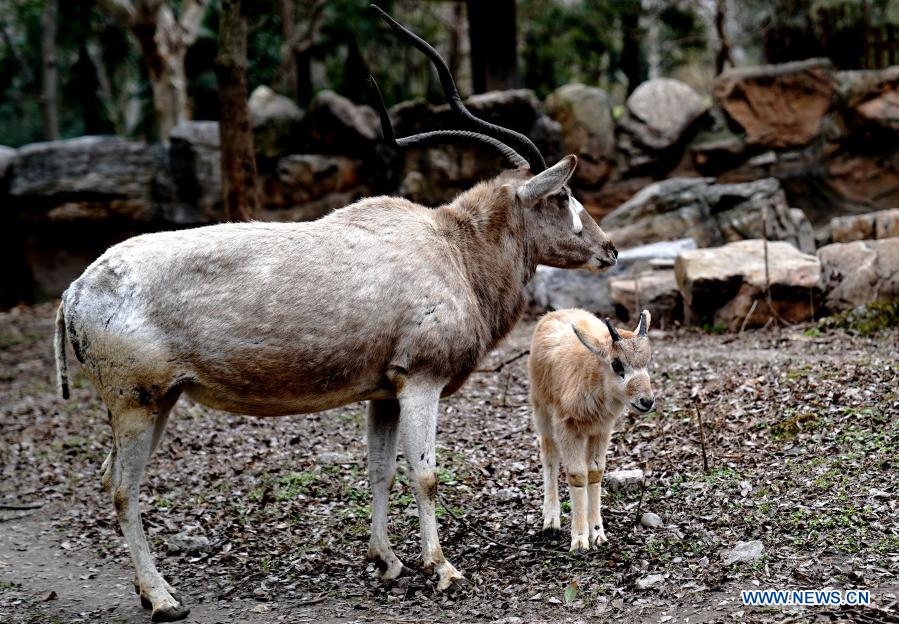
[528,309,654,552]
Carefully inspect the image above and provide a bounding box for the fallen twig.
[694,400,709,474]
[476,350,529,373]
[0,502,44,510]
[437,492,570,557]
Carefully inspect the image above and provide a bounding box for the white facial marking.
[568,195,584,234]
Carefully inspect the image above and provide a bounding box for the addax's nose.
[639,397,655,411]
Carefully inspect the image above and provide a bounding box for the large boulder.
[528,238,696,317]
[714,58,836,148]
[828,208,899,243]
[248,85,304,162]
[609,269,682,327]
[837,67,899,134]
[622,78,709,151]
[817,239,899,313]
[9,136,167,223]
[601,177,814,253]
[299,90,379,158]
[0,145,15,182]
[675,240,822,329]
[260,154,368,221]
[167,121,223,224]
[545,83,615,187]
[616,78,708,176]
[397,142,506,207]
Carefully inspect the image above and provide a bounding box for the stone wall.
[1,61,897,306]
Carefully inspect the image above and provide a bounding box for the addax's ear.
[517,155,578,205]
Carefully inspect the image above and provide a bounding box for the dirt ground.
[1,302,897,624]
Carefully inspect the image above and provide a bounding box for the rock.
[610,270,682,327]
[166,530,211,555]
[398,142,506,207]
[528,239,695,317]
[299,90,379,157]
[261,154,366,221]
[545,83,616,187]
[675,240,822,329]
[635,574,665,590]
[0,145,15,181]
[837,66,899,133]
[714,58,836,148]
[9,136,166,222]
[604,469,645,493]
[817,239,899,313]
[248,85,303,162]
[689,136,747,176]
[602,177,814,253]
[624,78,709,151]
[392,89,543,137]
[640,512,663,529]
[167,121,223,223]
[828,209,899,243]
[315,451,356,465]
[720,540,765,566]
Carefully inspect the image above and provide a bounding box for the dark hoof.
[442,575,470,594]
[151,604,190,622]
[399,564,416,578]
[133,577,141,595]
[140,594,152,610]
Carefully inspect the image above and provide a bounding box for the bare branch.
[178,0,211,46]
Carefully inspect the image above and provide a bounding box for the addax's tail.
[54,301,70,400]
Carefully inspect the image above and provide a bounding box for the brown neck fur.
[434,175,535,353]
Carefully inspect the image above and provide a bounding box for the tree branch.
[178,0,211,46]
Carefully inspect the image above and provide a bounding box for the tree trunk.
[620,1,642,95]
[131,5,191,141]
[467,0,518,93]
[215,0,259,221]
[279,0,298,100]
[41,0,59,140]
[98,0,208,142]
[714,0,733,75]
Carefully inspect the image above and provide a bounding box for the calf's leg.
[560,432,589,552]
[398,379,463,591]
[532,403,561,532]
[366,399,406,580]
[586,428,612,547]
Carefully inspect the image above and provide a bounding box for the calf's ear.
[517,155,578,206]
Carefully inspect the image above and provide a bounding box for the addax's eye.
[611,359,625,378]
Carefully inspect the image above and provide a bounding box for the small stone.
[640,512,663,529]
[720,540,765,566]
[251,604,271,613]
[166,531,210,555]
[495,487,519,501]
[635,574,665,590]
[604,469,645,493]
[547,596,562,604]
[315,451,355,465]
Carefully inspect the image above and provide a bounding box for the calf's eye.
[611,359,625,378]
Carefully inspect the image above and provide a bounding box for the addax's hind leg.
[365,399,407,581]
[105,399,187,622]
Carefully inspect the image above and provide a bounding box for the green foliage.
[820,302,899,337]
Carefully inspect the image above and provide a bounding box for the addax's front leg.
[397,378,464,591]
[587,428,612,547]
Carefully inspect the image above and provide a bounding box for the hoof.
[368,552,408,582]
[151,604,190,622]
[433,561,466,592]
[569,535,590,553]
[440,574,469,594]
[140,594,152,610]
